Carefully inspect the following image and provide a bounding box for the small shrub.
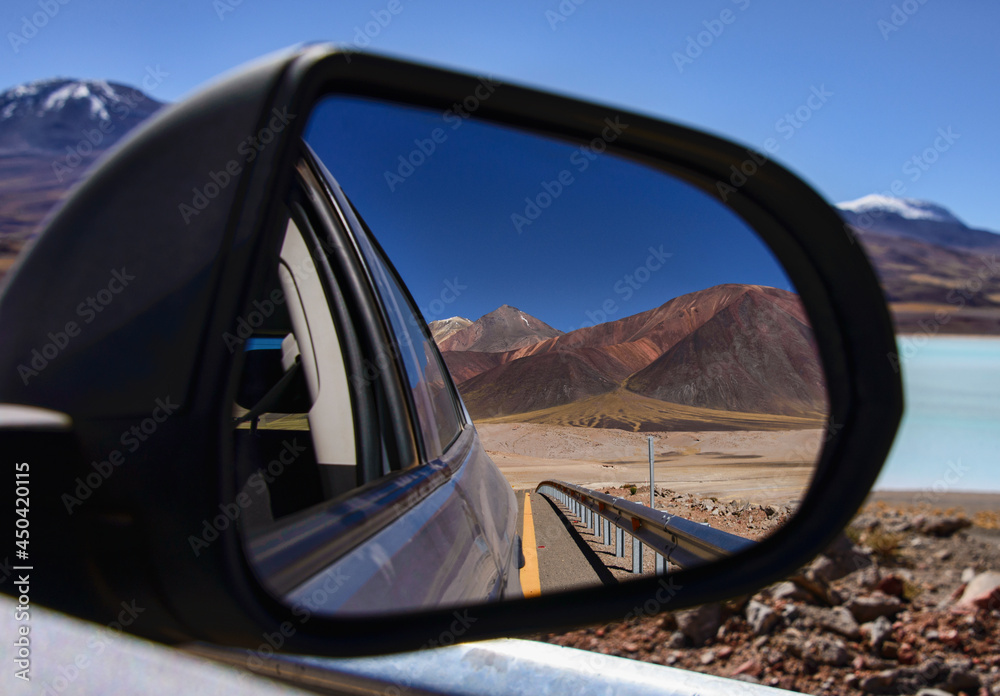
[844,525,864,546]
[864,529,904,562]
[901,579,923,601]
[629,484,637,495]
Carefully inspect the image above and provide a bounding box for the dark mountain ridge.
[0,78,165,275]
[837,196,1000,335]
[0,78,165,154]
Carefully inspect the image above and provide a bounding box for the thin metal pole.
[648,435,655,509]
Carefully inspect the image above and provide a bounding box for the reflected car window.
[350,218,463,461]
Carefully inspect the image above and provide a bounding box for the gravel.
[538,496,1000,695]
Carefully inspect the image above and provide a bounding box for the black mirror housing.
[0,46,902,656]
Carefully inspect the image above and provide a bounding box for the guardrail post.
[535,479,756,572]
[648,435,655,509]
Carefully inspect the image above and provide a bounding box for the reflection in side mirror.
[238,95,829,617]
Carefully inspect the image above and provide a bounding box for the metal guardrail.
[536,480,756,573]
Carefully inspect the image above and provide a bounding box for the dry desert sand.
[476,422,822,507]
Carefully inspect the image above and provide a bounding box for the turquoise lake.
[874,335,1000,492]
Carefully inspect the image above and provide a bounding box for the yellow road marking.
[520,492,541,598]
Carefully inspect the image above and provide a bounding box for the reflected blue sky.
[306,97,792,331]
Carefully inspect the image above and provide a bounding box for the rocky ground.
[538,498,1000,695]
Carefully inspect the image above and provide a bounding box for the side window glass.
[356,234,463,461]
[231,216,359,528]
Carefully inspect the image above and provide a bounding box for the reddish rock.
[880,641,899,660]
[876,575,906,598]
[732,658,762,677]
[897,642,916,664]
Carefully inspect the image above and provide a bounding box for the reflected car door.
[243,150,521,615]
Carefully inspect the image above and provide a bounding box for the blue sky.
[3,0,998,234]
[306,96,792,331]
[3,2,997,490]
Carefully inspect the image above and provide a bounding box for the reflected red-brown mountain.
[624,287,826,417]
[438,304,563,353]
[458,351,618,419]
[439,284,827,429]
[427,316,472,344]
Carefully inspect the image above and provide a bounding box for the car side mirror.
[0,46,902,657]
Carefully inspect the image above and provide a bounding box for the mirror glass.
[238,95,829,616]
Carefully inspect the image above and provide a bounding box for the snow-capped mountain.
[0,78,164,153]
[438,305,563,353]
[428,316,473,344]
[837,194,964,225]
[836,195,1000,335]
[0,78,165,277]
[837,195,1000,252]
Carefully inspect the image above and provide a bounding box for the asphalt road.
[517,490,618,594]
